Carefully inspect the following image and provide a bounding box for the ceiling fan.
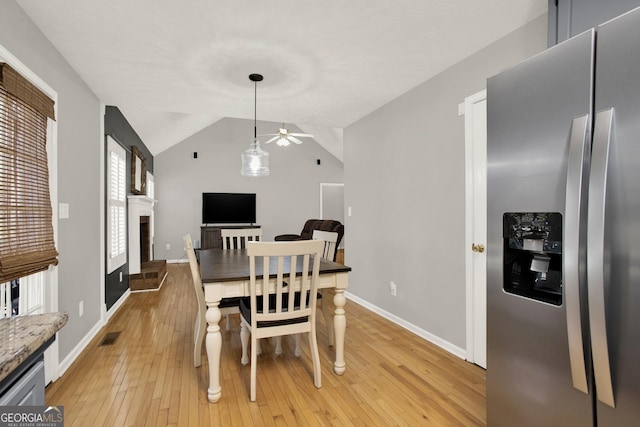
[261,124,314,147]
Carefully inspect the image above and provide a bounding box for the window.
[107,135,126,273]
[146,171,154,199]
[0,63,58,283]
[0,272,44,318]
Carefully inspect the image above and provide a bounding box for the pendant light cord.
[248,73,263,140]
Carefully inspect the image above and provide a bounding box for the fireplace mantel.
[128,195,156,275]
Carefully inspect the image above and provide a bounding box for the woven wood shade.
[0,64,58,283]
[0,64,55,120]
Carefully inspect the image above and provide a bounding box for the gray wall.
[2,0,548,370]
[154,117,344,260]
[1,1,102,360]
[344,15,548,350]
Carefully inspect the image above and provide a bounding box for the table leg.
[205,301,222,403]
[333,289,346,375]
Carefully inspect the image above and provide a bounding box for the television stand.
[200,225,261,249]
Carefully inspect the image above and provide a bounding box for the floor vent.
[99,331,121,347]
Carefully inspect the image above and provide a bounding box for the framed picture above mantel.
[131,145,146,195]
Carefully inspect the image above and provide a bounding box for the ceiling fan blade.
[258,133,279,137]
[288,136,304,145]
[289,133,314,138]
[264,136,279,144]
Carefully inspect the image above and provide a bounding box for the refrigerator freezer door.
[486,30,595,426]
[592,7,640,426]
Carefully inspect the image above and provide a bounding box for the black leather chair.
[275,219,344,261]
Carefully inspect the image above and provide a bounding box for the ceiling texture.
[16,0,547,160]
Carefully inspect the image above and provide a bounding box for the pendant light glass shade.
[241,73,269,176]
[241,138,270,176]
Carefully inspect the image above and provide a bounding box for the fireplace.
[140,215,151,263]
[128,195,166,292]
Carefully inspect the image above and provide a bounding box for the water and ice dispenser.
[503,212,562,305]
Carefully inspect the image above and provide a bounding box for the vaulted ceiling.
[16,0,547,160]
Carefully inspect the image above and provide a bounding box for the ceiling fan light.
[277,137,290,147]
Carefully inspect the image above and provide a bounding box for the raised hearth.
[130,260,167,292]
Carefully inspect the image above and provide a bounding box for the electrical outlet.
[165,243,171,250]
[79,300,84,317]
[390,281,397,296]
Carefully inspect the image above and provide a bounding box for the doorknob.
[472,244,485,253]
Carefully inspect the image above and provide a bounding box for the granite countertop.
[0,312,68,383]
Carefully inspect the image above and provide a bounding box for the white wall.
[344,15,548,351]
[154,117,343,260]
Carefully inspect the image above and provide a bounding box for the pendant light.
[241,73,270,177]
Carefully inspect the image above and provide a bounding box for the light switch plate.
[59,203,69,219]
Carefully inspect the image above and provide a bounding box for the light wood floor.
[45,264,486,426]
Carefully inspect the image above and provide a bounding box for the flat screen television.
[202,192,256,224]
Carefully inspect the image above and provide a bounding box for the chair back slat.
[284,255,292,313]
[221,228,262,250]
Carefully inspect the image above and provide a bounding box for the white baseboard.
[56,319,103,377]
[56,289,131,378]
[344,291,467,360]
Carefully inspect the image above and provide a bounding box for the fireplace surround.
[127,195,155,275]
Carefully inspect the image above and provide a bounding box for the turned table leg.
[333,288,346,375]
[205,301,222,403]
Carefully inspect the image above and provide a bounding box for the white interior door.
[320,183,345,247]
[464,90,487,369]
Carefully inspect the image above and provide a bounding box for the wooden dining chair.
[184,234,207,367]
[312,229,338,261]
[312,229,339,346]
[220,227,263,249]
[218,228,262,331]
[184,234,241,367]
[239,240,324,401]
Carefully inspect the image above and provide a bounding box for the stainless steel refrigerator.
[486,7,640,427]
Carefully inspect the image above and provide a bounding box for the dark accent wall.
[105,106,153,172]
[104,106,154,310]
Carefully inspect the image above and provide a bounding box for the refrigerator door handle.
[564,115,590,394]
[588,108,615,408]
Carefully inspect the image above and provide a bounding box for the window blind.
[107,136,126,273]
[0,63,58,283]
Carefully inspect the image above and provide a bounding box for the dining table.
[198,247,352,403]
